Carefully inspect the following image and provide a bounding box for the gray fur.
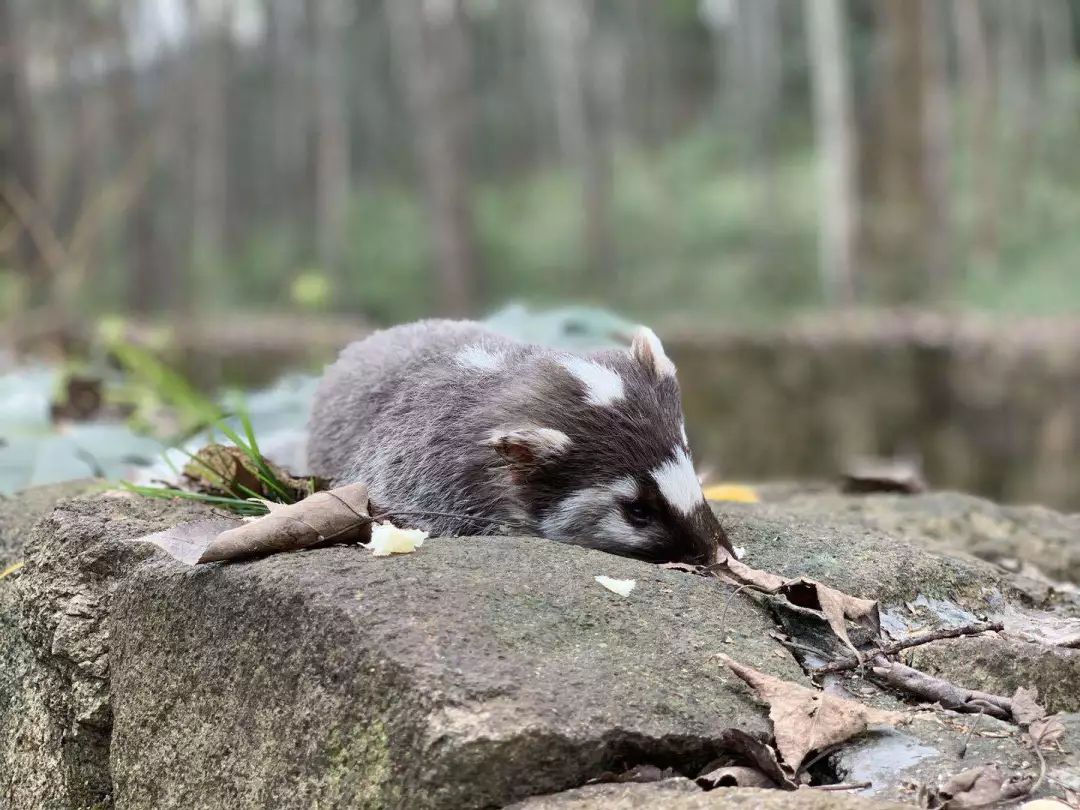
[308,320,729,563]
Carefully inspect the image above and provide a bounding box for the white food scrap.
[368,522,428,556]
[595,575,636,597]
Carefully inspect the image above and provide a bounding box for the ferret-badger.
[308,320,731,563]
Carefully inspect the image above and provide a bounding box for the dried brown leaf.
[132,518,243,565]
[710,553,787,592]
[199,483,371,562]
[842,457,926,495]
[129,484,371,564]
[933,764,1032,808]
[782,578,880,660]
[710,553,880,660]
[1029,715,1067,750]
[1011,687,1047,727]
[714,728,796,789]
[720,655,905,772]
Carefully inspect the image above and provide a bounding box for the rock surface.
[511,781,908,808]
[1,484,1078,809]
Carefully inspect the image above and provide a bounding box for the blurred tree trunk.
[805,0,857,305]
[857,0,952,303]
[998,1,1039,216]
[953,0,998,260]
[533,0,616,287]
[725,0,782,273]
[387,0,480,317]
[110,40,165,315]
[265,0,306,224]
[308,0,350,282]
[186,0,229,273]
[0,0,43,279]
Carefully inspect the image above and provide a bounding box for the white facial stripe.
[456,345,502,371]
[651,447,705,516]
[557,356,625,406]
[680,422,689,447]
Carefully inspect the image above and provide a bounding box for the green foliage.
[107,338,223,437]
[122,402,304,517]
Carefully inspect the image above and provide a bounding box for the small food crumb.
[733,546,747,559]
[595,575,636,597]
[367,522,428,556]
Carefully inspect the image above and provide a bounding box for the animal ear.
[631,326,677,378]
[484,426,571,467]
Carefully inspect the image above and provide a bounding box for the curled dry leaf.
[200,484,371,562]
[781,578,880,661]
[710,553,787,592]
[720,655,905,773]
[711,551,881,661]
[932,764,1033,809]
[129,483,372,564]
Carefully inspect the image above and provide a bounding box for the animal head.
[484,326,730,564]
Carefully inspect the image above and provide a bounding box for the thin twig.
[1029,743,1047,796]
[811,781,872,792]
[719,583,756,640]
[813,621,1004,675]
[957,709,984,759]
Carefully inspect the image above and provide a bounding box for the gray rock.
[2,492,212,810]
[2,487,1078,809]
[0,479,100,567]
[510,781,908,808]
[738,490,1080,586]
[107,533,796,808]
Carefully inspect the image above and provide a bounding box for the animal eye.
[624,501,654,528]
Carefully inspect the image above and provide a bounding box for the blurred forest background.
[3,0,1080,333]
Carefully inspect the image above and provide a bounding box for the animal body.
[308,320,730,564]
